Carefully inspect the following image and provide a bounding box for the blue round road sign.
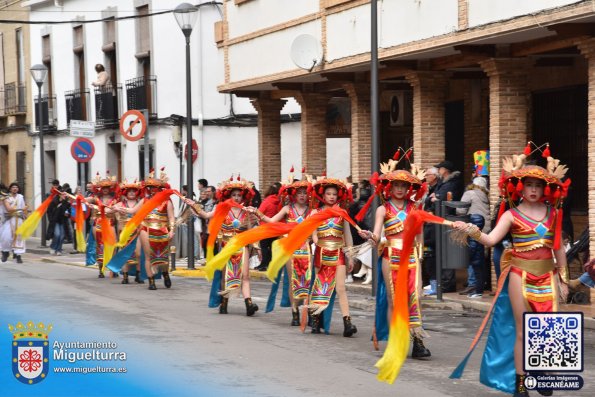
[71,138,95,163]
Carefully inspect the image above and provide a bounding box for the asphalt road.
[0,256,592,397]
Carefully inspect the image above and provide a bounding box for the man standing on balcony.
[91,64,109,87]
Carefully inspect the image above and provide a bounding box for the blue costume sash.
[265,267,291,313]
[86,231,96,266]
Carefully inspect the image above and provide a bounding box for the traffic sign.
[119,109,147,141]
[71,138,95,163]
[70,120,95,137]
[184,139,199,164]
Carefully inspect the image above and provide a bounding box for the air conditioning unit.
[389,92,405,126]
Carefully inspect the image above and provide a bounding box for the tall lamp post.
[174,3,199,269]
[31,64,48,248]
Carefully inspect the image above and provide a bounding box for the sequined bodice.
[384,201,410,237]
[510,207,555,252]
[287,204,309,224]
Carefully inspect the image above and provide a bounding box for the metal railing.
[125,75,157,119]
[1,82,27,115]
[65,88,90,125]
[94,83,122,126]
[34,95,57,131]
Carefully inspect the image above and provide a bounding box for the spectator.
[422,167,440,295]
[200,186,216,261]
[349,180,373,284]
[49,194,71,255]
[255,182,281,271]
[198,178,208,191]
[62,183,73,244]
[457,177,490,298]
[251,185,262,208]
[428,160,464,293]
[91,64,109,87]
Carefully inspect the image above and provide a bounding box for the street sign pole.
[143,109,150,178]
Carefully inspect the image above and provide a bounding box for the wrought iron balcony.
[34,95,57,132]
[94,83,122,127]
[125,76,157,119]
[1,82,27,115]
[65,88,90,125]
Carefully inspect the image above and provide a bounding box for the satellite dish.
[290,34,323,72]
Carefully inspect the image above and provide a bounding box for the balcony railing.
[34,95,57,131]
[125,76,157,119]
[65,88,90,125]
[94,83,122,127]
[1,82,27,115]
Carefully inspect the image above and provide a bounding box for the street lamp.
[30,64,48,248]
[174,3,198,269]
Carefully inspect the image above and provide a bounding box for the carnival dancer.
[112,180,144,284]
[307,175,357,336]
[1,183,28,263]
[450,142,570,397]
[138,169,175,291]
[252,168,313,326]
[84,173,119,278]
[190,176,259,316]
[359,152,430,358]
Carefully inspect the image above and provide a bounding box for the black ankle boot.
[411,335,431,359]
[342,315,358,337]
[291,310,300,326]
[219,297,228,314]
[15,255,22,264]
[1,251,8,262]
[244,297,258,316]
[514,374,529,397]
[134,272,144,284]
[148,277,157,290]
[121,272,129,284]
[163,272,172,288]
[311,313,321,334]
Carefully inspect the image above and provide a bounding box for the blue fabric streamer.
[265,267,291,313]
[208,270,223,308]
[374,257,389,341]
[85,231,96,266]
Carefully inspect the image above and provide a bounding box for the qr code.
[524,312,583,372]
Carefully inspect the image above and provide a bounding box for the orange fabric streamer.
[16,189,59,239]
[117,189,174,247]
[204,222,296,280]
[267,206,356,282]
[97,200,116,268]
[375,209,426,383]
[205,199,244,263]
[74,195,86,252]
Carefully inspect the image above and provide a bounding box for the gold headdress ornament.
[312,171,353,208]
[145,167,170,188]
[216,174,255,203]
[119,179,142,191]
[355,147,427,221]
[497,141,571,249]
[279,166,314,199]
[92,171,118,193]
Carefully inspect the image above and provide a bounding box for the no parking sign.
[70,138,95,163]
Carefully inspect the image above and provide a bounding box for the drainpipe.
[197,2,205,185]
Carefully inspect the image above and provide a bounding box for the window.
[136,5,150,58]
[15,28,24,85]
[0,33,4,88]
[42,34,53,97]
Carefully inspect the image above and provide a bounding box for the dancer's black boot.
[163,272,172,288]
[1,251,8,262]
[342,315,358,337]
[311,313,321,334]
[134,272,144,284]
[244,297,258,316]
[411,335,431,359]
[291,309,300,326]
[148,277,157,290]
[513,374,530,397]
[121,272,129,284]
[219,297,228,314]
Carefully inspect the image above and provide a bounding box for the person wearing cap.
[429,160,463,292]
[422,167,440,295]
[456,177,490,298]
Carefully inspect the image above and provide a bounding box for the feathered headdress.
[497,141,571,249]
[311,173,353,208]
[144,167,170,189]
[92,171,118,194]
[216,174,255,204]
[278,166,313,203]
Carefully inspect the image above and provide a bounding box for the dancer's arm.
[167,200,175,240]
[343,219,355,272]
[453,210,514,248]
[253,205,288,223]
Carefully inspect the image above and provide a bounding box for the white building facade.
[25,0,307,209]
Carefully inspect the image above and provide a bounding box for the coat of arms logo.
[8,321,52,385]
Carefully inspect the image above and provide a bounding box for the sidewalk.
[23,237,595,329]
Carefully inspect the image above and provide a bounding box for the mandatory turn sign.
[119,109,147,141]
